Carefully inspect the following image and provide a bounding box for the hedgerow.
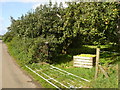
[3,1,119,64]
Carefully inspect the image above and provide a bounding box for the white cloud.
[32,0,70,9]
[32,3,46,10]
[0,0,71,9]
[2,0,116,3]
[0,0,51,2]
[0,0,16,2]
[0,0,71,3]
[20,0,49,3]
[0,16,3,21]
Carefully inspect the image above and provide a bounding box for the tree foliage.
[3,1,119,64]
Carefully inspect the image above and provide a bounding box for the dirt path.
[1,40,40,88]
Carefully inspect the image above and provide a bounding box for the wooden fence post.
[95,48,100,79]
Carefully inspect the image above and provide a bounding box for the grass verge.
[6,42,119,88]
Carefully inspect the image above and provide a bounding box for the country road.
[0,40,40,88]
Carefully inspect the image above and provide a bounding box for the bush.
[4,2,119,65]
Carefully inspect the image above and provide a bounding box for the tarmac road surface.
[0,40,40,88]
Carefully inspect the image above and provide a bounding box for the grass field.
[23,45,119,88]
[24,60,118,88]
[7,43,119,88]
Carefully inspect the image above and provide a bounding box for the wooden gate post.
[95,48,100,79]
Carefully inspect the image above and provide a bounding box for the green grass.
[6,42,54,88]
[23,66,55,88]
[26,61,118,88]
[52,44,119,88]
[54,63,118,88]
[90,64,118,88]
[6,42,119,88]
[28,63,90,88]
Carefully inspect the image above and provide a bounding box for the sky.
[0,0,72,35]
